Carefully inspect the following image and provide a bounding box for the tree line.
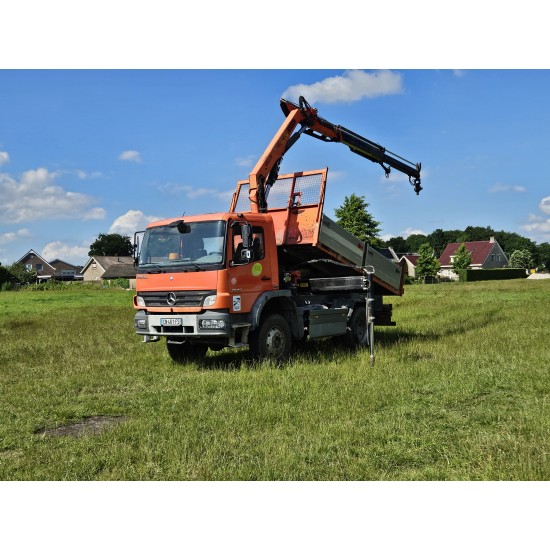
[334,193,550,270]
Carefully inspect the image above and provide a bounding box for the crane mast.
[247,96,422,213]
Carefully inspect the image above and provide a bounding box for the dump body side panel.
[230,169,403,295]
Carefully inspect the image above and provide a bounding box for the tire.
[166,340,208,364]
[344,305,369,347]
[249,314,292,362]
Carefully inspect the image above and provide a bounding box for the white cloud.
[118,150,143,163]
[380,171,409,184]
[401,228,427,238]
[235,155,256,168]
[109,210,161,235]
[75,169,104,180]
[521,196,550,241]
[282,70,403,104]
[540,196,550,215]
[0,167,104,223]
[82,207,106,220]
[0,152,9,166]
[41,241,90,263]
[490,183,526,193]
[0,228,31,244]
[157,182,234,203]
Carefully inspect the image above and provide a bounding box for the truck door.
[228,222,273,314]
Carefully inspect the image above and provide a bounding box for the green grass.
[0,280,549,480]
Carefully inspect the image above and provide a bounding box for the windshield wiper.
[140,263,165,273]
[183,262,205,271]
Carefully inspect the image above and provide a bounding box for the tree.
[0,265,11,286]
[494,231,537,257]
[384,236,407,253]
[537,242,550,270]
[452,243,472,274]
[463,225,494,242]
[415,243,440,280]
[89,233,133,257]
[508,249,534,269]
[334,194,382,246]
[7,262,37,285]
[404,233,430,253]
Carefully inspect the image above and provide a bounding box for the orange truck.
[133,97,422,364]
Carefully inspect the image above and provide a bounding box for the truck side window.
[251,227,265,261]
[232,225,265,263]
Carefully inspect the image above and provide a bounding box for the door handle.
[261,276,271,281]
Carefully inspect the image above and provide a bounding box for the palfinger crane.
[248,96,422,213]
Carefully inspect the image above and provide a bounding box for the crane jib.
[339,126,421,180]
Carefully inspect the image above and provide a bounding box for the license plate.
[161,318,182,326]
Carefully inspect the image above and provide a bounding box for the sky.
[1,69,550,266]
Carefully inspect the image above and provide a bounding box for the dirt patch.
[35,415,127,437]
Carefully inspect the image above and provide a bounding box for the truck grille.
[138,290,213,307]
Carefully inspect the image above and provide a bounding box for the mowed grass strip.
[0,280,548,480]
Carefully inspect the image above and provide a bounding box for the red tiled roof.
[439,241,495,266]
[402,254,418,266]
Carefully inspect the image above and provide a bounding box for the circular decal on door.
[251,263,262,276]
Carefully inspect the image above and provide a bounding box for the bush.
[0,265,11,287]
[20,281,104,292]
[457,268,528,282]
[109,278,130,289]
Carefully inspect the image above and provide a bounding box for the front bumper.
[134,310,232,339]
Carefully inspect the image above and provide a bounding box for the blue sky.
[1,69,549,266]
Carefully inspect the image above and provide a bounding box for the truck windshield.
[138,220,226,270]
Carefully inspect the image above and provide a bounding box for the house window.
[25,263,32,270]
[36,263,43,271]
[496,255,501,261]
[92,263,97,270]
[491,254,495,262]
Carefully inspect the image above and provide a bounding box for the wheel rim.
[265,326,286,357]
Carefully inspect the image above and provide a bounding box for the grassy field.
[0,280,548,480]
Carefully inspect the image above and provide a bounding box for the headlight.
[203,295,217,307]
[136,296,146,307]
[199,319,226,329]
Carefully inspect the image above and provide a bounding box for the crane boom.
[247,96,422,213]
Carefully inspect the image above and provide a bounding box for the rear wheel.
[344,305,368,347]
[166,340,208,364]
[249,314,292,362]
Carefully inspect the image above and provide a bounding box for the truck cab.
[134,211,286,362]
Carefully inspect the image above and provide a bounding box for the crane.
[248,96,422,213]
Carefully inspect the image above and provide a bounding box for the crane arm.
[248,96,422,213]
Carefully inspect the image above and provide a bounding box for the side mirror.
[133,231,144,267]
[241,223,253,248]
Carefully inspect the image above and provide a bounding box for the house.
[398,254,419,279]
[438,237,508,280]
[49,259,84,281]
[376,248,419,278]
[16,249,55,282]
[81,256,136,288]
[15,250,83,282]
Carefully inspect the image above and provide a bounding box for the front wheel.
[166,340,208,364]
[249,314,292,362]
